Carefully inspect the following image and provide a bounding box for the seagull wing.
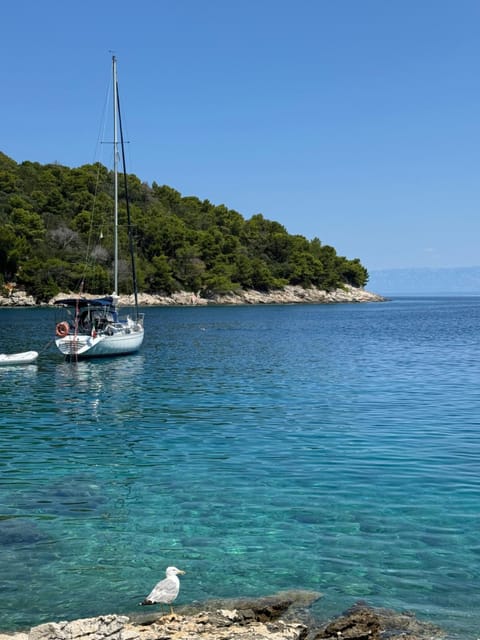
[143,576,179,605]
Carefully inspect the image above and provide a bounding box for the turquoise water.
[0,298,479,638]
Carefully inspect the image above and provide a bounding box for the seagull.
[140,566,186,615]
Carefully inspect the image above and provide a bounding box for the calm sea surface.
[0,298,479,637]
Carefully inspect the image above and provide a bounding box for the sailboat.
[54,56,144,359]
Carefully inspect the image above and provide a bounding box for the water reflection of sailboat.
[54,355,145,421]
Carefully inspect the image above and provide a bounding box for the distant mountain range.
[368,266,480,295]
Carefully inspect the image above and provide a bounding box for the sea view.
[0,297,479,638]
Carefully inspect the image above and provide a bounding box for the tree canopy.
[0,151,369,302]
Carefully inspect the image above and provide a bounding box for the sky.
[1,0,479,272]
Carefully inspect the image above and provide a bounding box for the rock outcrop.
[0,289,36,307]
[0,593,445,640]
[0,284,384,308]
[118,285,384,306]
[2,612,305,640]
[207,285,384,306]
[0,591,318,640]
[312,602,445,640]
[44,285,384,308]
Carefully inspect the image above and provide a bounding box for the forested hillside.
[0,152,368,302]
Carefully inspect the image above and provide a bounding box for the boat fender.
[91,329,97,338]
[55,321,70,338]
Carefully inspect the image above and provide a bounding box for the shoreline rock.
[0,290,37,307]
[0,592,445,640]
[0,286,385,308]
[108,285,385,307]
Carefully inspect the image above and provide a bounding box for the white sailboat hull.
[56,324,144,359]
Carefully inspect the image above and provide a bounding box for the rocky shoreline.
[0,285,385,308]
[0,591,445,640]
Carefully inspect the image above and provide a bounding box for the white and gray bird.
[140,566,186,614]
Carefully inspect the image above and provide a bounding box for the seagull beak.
[178,569,186,575]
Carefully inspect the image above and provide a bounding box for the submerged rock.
[0,518,47,546]
[314,606,381,640]
[312,602,445,640]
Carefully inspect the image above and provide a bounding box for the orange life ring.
[56,321,70,338]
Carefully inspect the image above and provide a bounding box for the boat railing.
[117,313,144,328]
[108,318,144,334]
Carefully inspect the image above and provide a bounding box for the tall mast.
[112,55,119,295]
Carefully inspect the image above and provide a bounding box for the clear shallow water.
[0,298,479,638]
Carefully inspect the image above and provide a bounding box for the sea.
[0,297,479,638]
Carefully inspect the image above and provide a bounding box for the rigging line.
[39,336,57,354]
[81,73,113,294]
[116,76,140,317]
[92,68,112,165]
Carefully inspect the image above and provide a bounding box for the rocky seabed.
[0,591,445,640]
[0,286,384,308]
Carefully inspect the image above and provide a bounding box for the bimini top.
[54,296,117,309]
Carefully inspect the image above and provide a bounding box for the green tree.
[174,245,205,291]
[338,257,369,287]
[0,152,371,298]
[0,226,26,280]
[146,254,177,294]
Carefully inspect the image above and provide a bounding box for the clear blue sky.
[1,0,479,271]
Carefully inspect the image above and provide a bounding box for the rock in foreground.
[0,592,445,640]
[312,602,445,640]
[0,591,318,640]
